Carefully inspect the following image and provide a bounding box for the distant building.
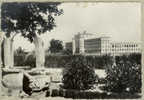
[65,31,141,56]
[65,42,72,51]
[110,42,141,56]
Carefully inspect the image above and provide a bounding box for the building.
[65,42,72,51]
[110,42,141,56]
[65,31,141,56]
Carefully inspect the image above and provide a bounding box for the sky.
[13,2,141,51]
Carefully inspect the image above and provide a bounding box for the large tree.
[49,39,63,53]
[1,2,63,68]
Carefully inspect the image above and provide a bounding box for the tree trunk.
[0,34,4,95]
[3,37,11,68]
[3,37,14,68]
[34,35,45,68]
[0,36,3,95]
[10,40,14,68]
[0,38,3,67]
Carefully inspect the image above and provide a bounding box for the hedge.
[14,54,113,69]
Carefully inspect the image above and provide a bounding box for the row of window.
[112,49,140,51]
[112,44,139,48]
[71,47,140,51]
[85,50,100,53]
[84,45,101,48]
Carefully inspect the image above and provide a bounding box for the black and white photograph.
[0,1,142,99]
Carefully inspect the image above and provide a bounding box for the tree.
[49,39,63,53]
[1,2,63,68]
[62,55,98,90]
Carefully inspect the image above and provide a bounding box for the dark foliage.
[14,54,113,69]
[62,55,98,90]
[115,53,141,65]
[45,55,71,68]
[105,53,141,93]
[49,39,63,53]
[46,88,141,99]
[25,54,36,68]
[1,2,63,41]
[62,49,72,55]
[14,53,36,68]
[85,54,113,69]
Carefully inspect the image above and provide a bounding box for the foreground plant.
[62,55,98,90]
[105,54,141,93]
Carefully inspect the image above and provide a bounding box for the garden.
[4,53,141,99]
[0,2,141,99]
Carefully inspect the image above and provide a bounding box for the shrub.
[62,49,72,55]
[14,53,35,68]
[14,54,113,69]
[105,54,141,93]
[24,54,36,68]
[115,53,141,65]
[14,54,25,66]
[62,55,98,90]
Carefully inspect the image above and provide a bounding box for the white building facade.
[65,31,141,56]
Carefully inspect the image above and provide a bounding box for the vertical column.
[72,38,76,55]
[79,35,85,54]
[107,37,110,55]
[101,38,104,55]
[101,37,110,55]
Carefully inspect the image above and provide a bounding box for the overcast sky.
[13,2,141,51]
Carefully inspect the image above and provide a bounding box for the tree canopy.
[49,39,63,53]
[1,2,63,42]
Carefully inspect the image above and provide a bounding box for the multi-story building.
[65,31,141,56]
[65,42,72,51]
[110,42,141,56]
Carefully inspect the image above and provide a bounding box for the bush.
[14,54,113,69]
[85,54,113,69]
[44,54,113,69]
[115,53,141,65]
[105,54,141,93]
[14,54,25,66]
[62,55,98,90]
[14,53,35,68]
[24,54,36,68]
